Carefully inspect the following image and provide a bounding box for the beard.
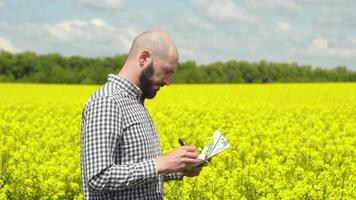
[139,62,158,99]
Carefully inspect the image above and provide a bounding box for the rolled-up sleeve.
[82,96,158,192]
[162,172,183,182]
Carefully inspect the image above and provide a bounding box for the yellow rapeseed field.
[0,83,355,199]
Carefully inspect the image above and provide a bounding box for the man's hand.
[183,158,211,177]
[183,166,202,177]
[156,146,198,174]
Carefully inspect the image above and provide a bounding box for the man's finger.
[184,167,202,177]
[182,157,199,164]
[192,166,203,171]
[181,146,196,152]
[182,152,198,159]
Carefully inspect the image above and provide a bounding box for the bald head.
[128,30,178,62]
[119,30,178,98]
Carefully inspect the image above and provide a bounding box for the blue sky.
[0,0,355,69]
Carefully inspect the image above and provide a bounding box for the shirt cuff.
[162,172,184,181]
[141,159,158,180]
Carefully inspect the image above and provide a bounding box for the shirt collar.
[107,74,143,101]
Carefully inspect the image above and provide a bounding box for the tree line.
[0,51,355,84]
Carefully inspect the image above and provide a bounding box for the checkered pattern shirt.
[80,74,182,199]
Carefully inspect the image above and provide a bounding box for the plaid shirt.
[81,74,182,200]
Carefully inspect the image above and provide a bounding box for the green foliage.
[0,51,127,84]
[1,51,356,84]
[0,83,356,199]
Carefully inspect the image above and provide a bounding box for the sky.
[0,0,355,69]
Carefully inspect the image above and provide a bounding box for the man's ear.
[139,49,152,67]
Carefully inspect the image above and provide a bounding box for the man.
[80,30,204,199]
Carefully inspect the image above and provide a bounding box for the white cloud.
[178,48,194,60]
[0,19,139,56]
[74,0,125,10]
[0,37,23,53]
[173,30,246,64]
[277,21,291,32]
[46,18,115,41]
[0,0,5,7]
[318,16,342,25]
[347,36,356,45]
[312,36,328,50]
[305,36,356,58]
[192,0,257,23]
[248,0,302,13]
[176,15,212,31]
[0,0,355,69]
[45,18,137,53]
